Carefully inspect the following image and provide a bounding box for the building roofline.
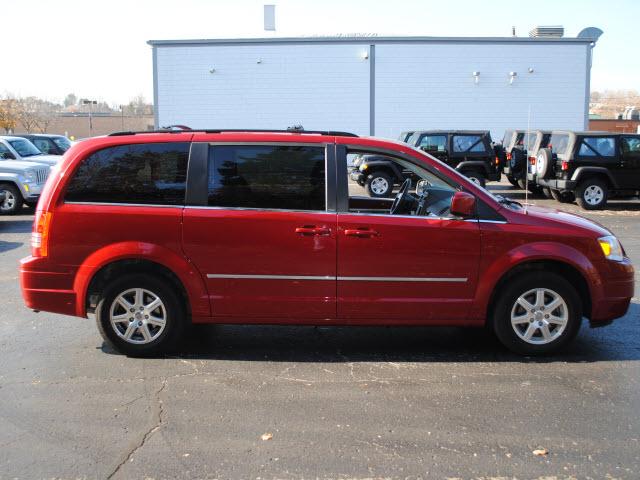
[147,35,598,47]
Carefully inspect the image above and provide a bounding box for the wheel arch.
[476,245,600,325]
[73,241,211,319]
[571,167,618,189]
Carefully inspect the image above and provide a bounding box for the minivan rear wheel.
[492,272,582,355]
[96,274,185,356]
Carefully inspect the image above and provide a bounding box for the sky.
[3,0,638,106]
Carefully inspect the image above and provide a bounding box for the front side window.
[452,135,485,153]
[65,142,189,205]
[8,139,42,157]
[621,137,640,154]
[0,143,15,159]
[418,135,447,152]
[207,145,326,211]
[52,136,72,152]
[32,138,52,154]
[346,149,458,218]
[578,137,615,157]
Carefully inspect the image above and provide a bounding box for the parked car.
[20,129,633,357]
[0,158,50,214]
[535,131,640,209]
[7,134,72,156]
[405,130,502,187]
[503,130,551,194]
[0,136,61,167]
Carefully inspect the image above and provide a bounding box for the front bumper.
[590,258,635,325]
[20,256,78,317]
[536,177,576,191]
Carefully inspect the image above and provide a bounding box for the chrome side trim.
[338,276,467,282]
[64,201,182,208]
[207,274,333,281]
[206,274,467,283]
[185,205,335,214]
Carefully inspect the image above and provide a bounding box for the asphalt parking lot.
[1,180,639,480]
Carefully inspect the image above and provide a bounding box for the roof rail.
[108,128,359,137]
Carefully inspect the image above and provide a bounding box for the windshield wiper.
[495,195,522,208]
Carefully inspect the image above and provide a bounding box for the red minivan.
[20,130,634,356]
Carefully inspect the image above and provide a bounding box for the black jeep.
[534,131,640,209]
[503,130,551,193]
[349,153,421,197]
[408,130,502,188]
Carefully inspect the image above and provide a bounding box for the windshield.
[549,134,570,155]
[8,139,42,157]
[52,136,72,152]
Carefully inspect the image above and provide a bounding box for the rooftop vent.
[529,26,564,38]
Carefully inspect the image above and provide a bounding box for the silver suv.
[0,157,50,214]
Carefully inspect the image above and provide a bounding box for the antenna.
[524,105,531,212]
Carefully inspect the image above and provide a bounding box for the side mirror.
[450,191,476,218]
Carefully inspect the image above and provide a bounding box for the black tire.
[535,148,554,179]
[365,172,394,198]
[492,272,582,355]
[575,178,608,210]
[0,183,24,215]
[464,172,486,188]
[96,274,186,357]
[507,175,519,187]
[550,189,575,203]
[542,187,553,199]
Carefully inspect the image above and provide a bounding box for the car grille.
[35,168,49,185]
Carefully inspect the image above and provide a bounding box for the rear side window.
[452,135,486,153]
[418,135,447,151]
[549,134,570,155]
[207,145,326,211]
[578,137,616,157]
[65,142,189,205]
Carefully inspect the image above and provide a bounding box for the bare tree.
[0,95,19,133]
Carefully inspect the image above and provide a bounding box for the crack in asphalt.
[106,379,167,480]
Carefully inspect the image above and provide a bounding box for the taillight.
[506,152,512,161]
[495,156,500,165]
[31,211,52,257]
[561,161,569,171]
[529,156,536,165]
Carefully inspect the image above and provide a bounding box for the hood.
[0,159,50,175]
[18,154,59,166]
[520,204,611,237]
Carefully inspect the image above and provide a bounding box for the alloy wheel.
[1,190,15,211]
[510,288,568,345]
[109,288,167,344]
[370,177,389,195]
[583,185,604,206]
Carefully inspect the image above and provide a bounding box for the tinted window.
[52,136,72,152]
[65,142,189,205]
[418,135,447,151]
[208,145,325,211]
[32,138,53,154]
[0,143,15,159]
[452,135,486,153]
[578,137,615,157]
[621,137,640,154]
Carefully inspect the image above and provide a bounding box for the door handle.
[344,228,379,238]
[295,226,331,236]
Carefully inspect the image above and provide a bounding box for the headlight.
[25,170,36,182]
[598,235,624,262]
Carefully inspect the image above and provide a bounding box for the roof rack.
[108,128,359,137]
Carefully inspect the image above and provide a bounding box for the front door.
[182,142,337,322]
[620,136,640,189]
[336,146,481,324]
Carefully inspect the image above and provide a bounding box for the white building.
[149,32,601,140]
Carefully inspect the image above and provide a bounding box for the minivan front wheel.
[492,272,581,355]
[96,274,185,356]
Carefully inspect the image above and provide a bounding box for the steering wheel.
[390,178,412,215]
